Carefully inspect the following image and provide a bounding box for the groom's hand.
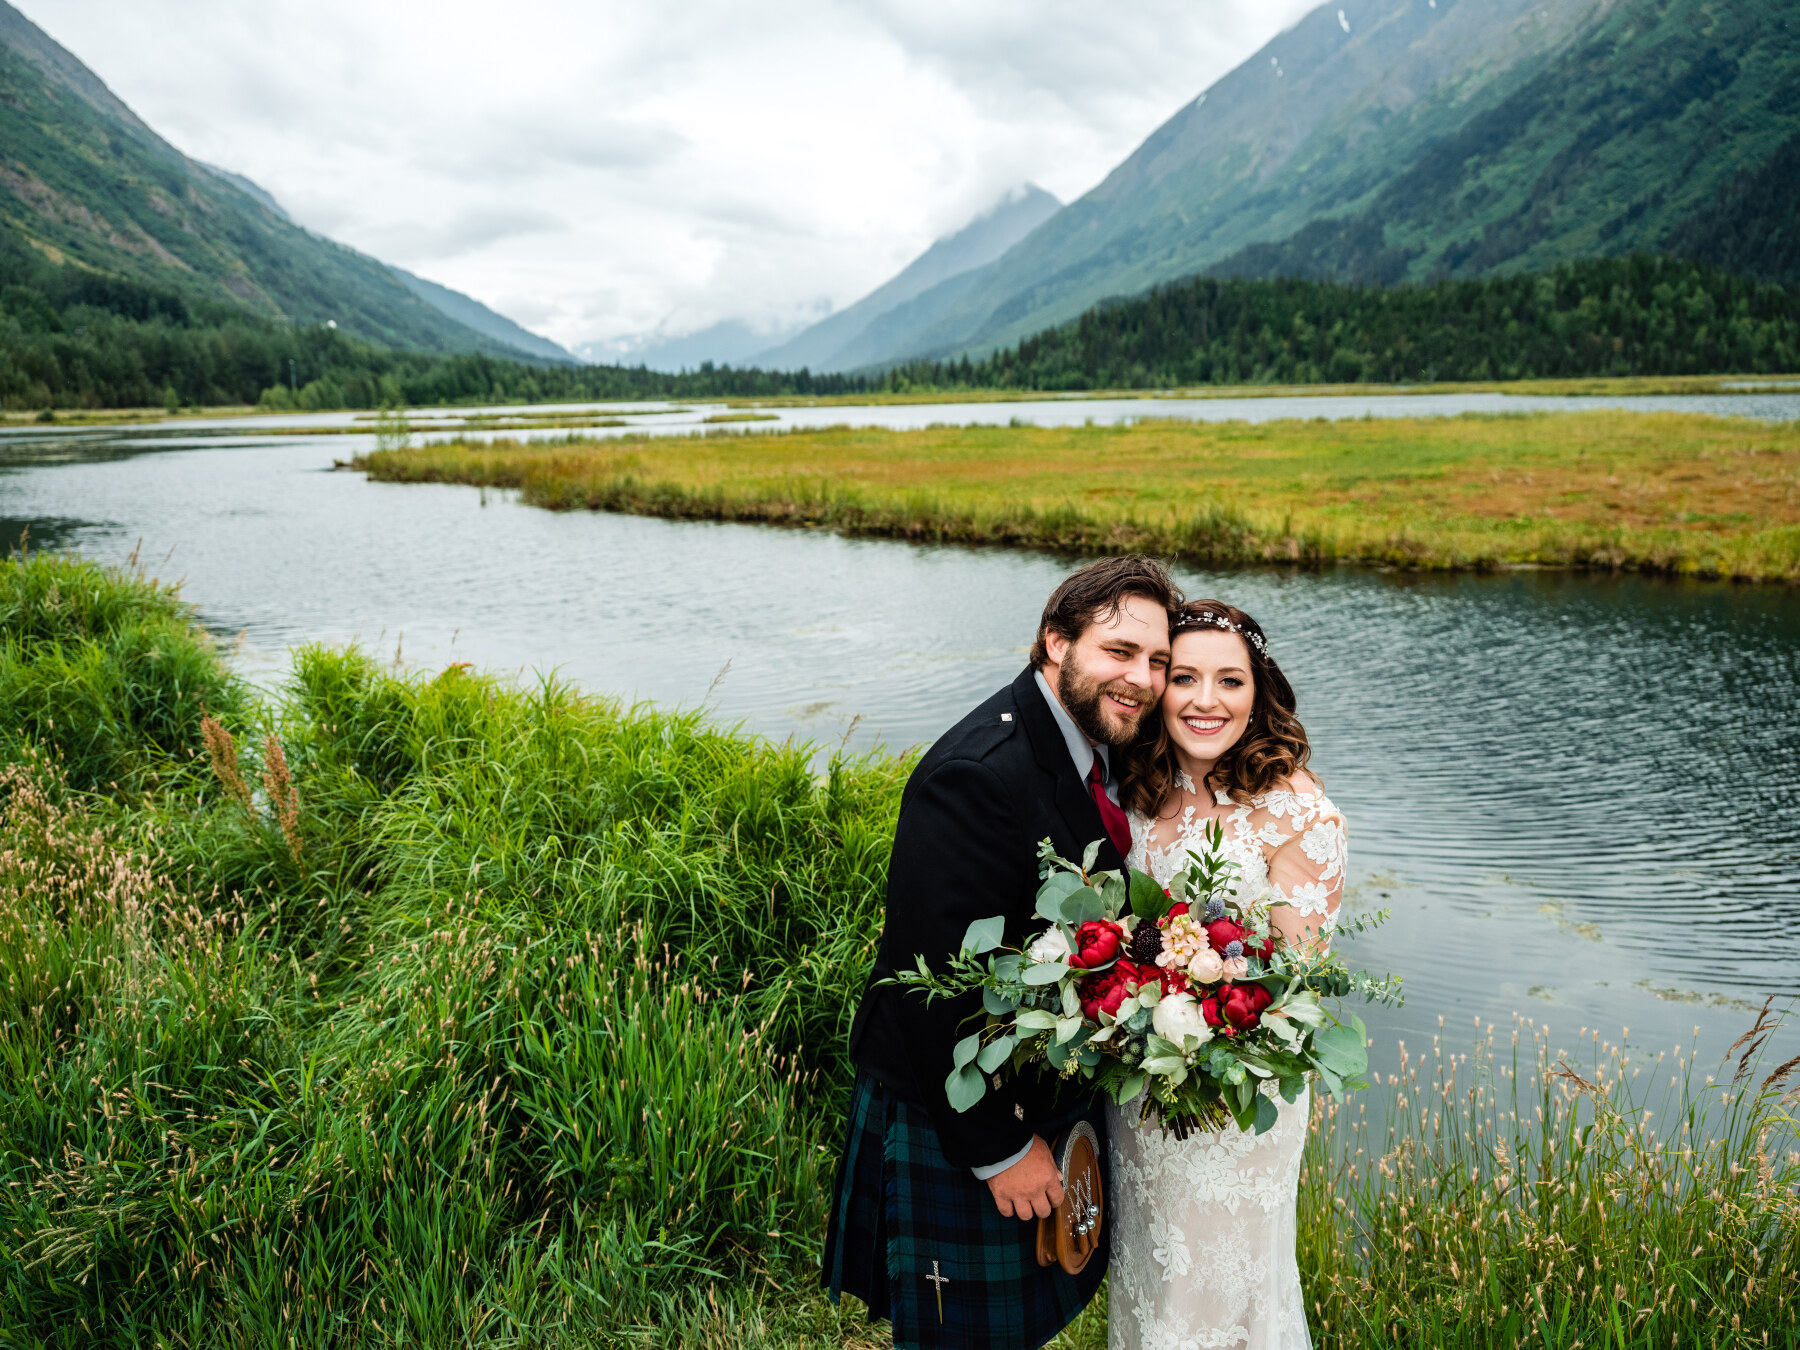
[985,1135,1064,1220]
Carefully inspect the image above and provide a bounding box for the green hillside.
[0,2,545,358]
[1213,0,1800,285]
[853,0,1800,368]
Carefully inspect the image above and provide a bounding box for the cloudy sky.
[18,0,1318,352]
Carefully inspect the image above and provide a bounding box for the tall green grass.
[1298,1014,1800,1347]
[0,551,1794,1347]
[0,552,903,1346]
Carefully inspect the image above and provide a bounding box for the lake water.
[4,398,1797,1075]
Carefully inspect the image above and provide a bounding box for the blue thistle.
[1203,898,1226,923]
[1224,939,1244,961]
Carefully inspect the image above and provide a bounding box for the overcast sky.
[18,0,1318,351]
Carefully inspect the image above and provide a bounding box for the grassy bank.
[1,553,1795,1347]
[355,412,1800,582]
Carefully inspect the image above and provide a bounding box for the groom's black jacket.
[848,665,1125,1169]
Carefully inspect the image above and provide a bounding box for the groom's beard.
[1057,650,1153,748]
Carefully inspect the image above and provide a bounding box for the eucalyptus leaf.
[961,915,1006,956]
[1252,1093,1280,1135]
[1055,1016,1085,1046]
[1046,1038,1071,1069]
[945,1064,987,1112]
[1014,1009,1060,1032]
[976,1035,1017,1073]
[1061,982,1082,1018]
[1141,1055,1187,1075]
[1263,1014,1301,1047]
[952,1033,982,1070]
[1035,873,1084,920]
[983,988,1019,1016]
[1099,873,1127,915]
[1082,839,1102,874]
[993,954,1022,981]
[1022,961,1069,986]
[1279,991,1328,1027]
[1115,1072,1147,1105]
[1313,1018,1369,1077]
[1061,890,1106,924]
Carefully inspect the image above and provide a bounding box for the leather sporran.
[1034,1121,1103,1275]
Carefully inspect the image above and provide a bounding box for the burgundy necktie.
[1087,757,1132,860]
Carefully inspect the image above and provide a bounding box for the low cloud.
[18,0,1320,348]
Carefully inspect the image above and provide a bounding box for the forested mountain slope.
[0,2,552,359]
[1212,0,1800,285]
[754,184,1061,373]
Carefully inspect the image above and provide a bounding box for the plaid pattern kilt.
[822,1070,1108,1350]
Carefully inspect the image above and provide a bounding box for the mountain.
[0,1,563,361]
[1208,0,1800,286]
[578,318,809,373]
[755,184,1061,372]
[386,266,574,364]
[843,0,1798,368]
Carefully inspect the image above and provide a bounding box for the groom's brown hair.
[1029,555,1181,668]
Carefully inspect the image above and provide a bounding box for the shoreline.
[352,411,1800,584]
[6,370,1799,426]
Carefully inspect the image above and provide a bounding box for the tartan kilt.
[822,1070,1108,1350]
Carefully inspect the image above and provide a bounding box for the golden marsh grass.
[356,412,1800,582]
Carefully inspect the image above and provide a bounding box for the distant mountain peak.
[755,182,1062,372]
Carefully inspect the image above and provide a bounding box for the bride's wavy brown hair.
[1120,599,1314,815]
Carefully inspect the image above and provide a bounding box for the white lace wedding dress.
[1107,776,1347,1350]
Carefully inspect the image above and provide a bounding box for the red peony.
[1163,901,1190,922]
[1078,962,1146,1021]
[1204,917,1250,953]
[1068,919,1126,970]
[1147,962,1189,997]
[1217,982,1274,1032]
[1199,991,1223,1027]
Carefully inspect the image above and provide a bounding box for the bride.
[1107,599,1346,1350]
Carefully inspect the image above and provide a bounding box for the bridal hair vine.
[1174,609,1269,656]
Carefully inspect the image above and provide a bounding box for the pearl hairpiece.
[1173,610,1269,656]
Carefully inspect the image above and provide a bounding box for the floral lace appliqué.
[1111,784,1345,1350]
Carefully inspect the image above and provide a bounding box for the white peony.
[1151,993,1213,1048]
[1026,926,1071,963]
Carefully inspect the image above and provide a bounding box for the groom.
[824,554,1179,1350]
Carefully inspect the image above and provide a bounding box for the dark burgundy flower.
[1126,921,1166,965]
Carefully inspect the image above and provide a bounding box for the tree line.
[895,255,1800,391]
[3,248,1795,412]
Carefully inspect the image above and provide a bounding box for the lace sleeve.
[1261,791,1346,949]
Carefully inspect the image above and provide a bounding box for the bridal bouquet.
[886,827,1401,1136]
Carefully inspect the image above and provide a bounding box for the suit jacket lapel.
[1011,666,1124,872]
